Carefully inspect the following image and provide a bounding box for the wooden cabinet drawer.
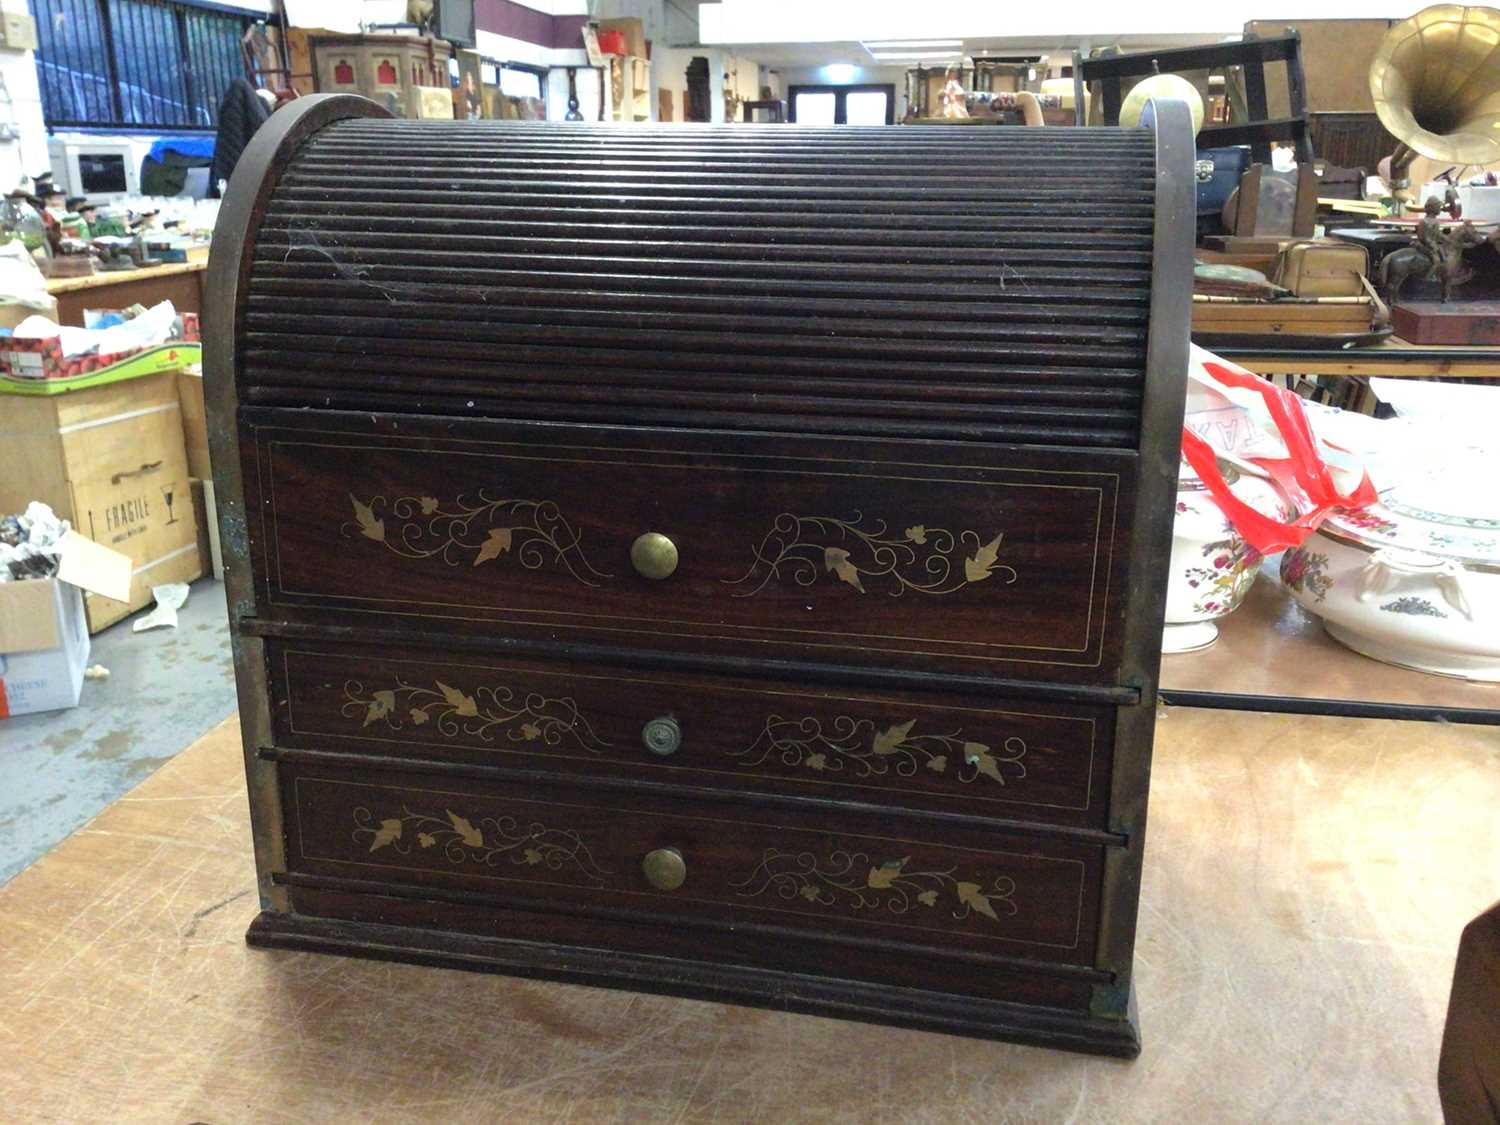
[281,763,1102,966]
[244,412,1131,678]
[269,642,1113,829]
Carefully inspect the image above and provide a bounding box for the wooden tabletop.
[45,260,206,296]
[1161,558,1500,722]
[1219,334,1500,378]
[3,709,1494,1121]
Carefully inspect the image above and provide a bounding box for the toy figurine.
[1381,201,1489,302]
[1443,183,1462,220]
[940,67,969,118]
[1416,196,1446,260]
[62,196,90,241]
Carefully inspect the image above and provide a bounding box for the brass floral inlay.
[731,715,1028,786]
[341,676,611,753]
[732,849,1017,923]
[724,513,1016,597]
[352,805,611,884]
[344,491,612,587]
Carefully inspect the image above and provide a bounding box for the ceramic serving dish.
[1163,458,1288,653]
[1281,463,1500,680]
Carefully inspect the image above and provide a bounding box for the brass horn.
[1370,4,1500,193]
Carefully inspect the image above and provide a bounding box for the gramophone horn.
[1370,4,1500,167]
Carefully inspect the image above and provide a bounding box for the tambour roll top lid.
[237,118,1164,449]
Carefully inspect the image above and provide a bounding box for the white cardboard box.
[0,576,90,717]
[1418,182,1500,222]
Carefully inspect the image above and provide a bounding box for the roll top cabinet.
[207,94,1193,1057]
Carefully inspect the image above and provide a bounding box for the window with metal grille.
[30,0,259,130]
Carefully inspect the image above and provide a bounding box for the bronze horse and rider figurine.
[1381,196,1494,303]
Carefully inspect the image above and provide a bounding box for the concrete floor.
[0,578,236,885]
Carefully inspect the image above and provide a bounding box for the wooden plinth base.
[246,910,1142,1059]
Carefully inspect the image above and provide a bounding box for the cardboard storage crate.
[189,477,223,581]
[177,366,211,479]
[0,371,202,632]
[0,576,89,717]
[0,314,199,391]
[0,297,58,330]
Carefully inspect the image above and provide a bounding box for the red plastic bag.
[1181,358,1378,555]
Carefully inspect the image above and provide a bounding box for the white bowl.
[1163,459,1288,654]
[1282,462,1500,680]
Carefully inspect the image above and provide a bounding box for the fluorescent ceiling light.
[868,50,963,60]
[863,40,964,48]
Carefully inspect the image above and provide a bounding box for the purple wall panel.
[474,0,551,46]
[552,15,587,49]
[474,0,590,51]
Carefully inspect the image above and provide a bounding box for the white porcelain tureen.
[1281,459,1500,680]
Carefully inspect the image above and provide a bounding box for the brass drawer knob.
[630,531,678,580]
[641,716,682,756]
[642,847,687,891]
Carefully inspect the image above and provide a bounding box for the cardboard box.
[597,17,646,59]
[416,86,455,119]
[0,577,88,717]
[284,26,325,97]
[0,297,58,330]
[0,529,131,717]
[0,338,201,388]
[1245,19,1392,115]
[0,371,202,632]
[0,10,38,52]
[189,477,223,581]
[177,367,210,479]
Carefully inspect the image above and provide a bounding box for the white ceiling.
[721,35,1233,70]
[698,0,1418,57]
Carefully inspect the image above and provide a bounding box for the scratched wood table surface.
[3,708,1496,1124]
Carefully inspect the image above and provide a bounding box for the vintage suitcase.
[206,95,1194,1056]
[1194,144,1251,238]
[1272,239,1370,298]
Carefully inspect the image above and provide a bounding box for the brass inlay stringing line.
[266,601,1108,667]
[265,438,1120,490]
[285,648,1099,723]
[258,428,1130,478]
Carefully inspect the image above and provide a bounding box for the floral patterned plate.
[1319,460,1500,570]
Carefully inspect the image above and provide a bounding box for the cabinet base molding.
[245,910,1141,1058]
